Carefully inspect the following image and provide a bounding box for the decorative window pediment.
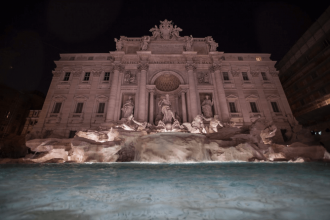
[53,95,66,102]
[245,94,259,101]
[74,95,89,102]
[226,94,238,101]
[96,95,108,102]
[266,95,280,101]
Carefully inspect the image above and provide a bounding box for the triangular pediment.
[226,94,238,100]
[267,95,280,100]
[53,95,66,102]
[245,94,259,101]
[74,95,89,101]
[96,95,108,102]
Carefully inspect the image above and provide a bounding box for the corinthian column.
[137,63,149,121]
[181,90,187,122]
[186,64,199,120]
[106,64,123,122]
[213,65,230,121]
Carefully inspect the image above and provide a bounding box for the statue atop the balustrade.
[158,94,176,124]
[114,38,123,51]
[201,95,214,118]
[150,25,161,39]
[121,96,134,119]
[184,35,194,51]
[202,115,223,133]
[171,25,182,39]
[206,36,218,52]
[116,114,147,131]
[141,36,150,51]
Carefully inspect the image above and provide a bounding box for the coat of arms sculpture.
[150,19,182,40]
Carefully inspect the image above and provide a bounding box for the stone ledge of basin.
[71,136,121,147]
[26,138,72,152]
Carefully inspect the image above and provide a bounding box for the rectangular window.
[69,57,75,60]
[88,57,93,60]
[63,72,71,81]
[53,102,62,113]
[250,102,258,113]
[69,130,77,138]
[98,103,105,113]
[75,103,84,113]
[104,72,110,81]
[229,102,237,113]
[261,72,268,80]
[242,72,249,81]
[238,57,243,61]
[223,72,229,80]
[83,72,90,81]
[271,102,279,112]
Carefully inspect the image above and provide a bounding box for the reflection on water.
[1,163,330,219]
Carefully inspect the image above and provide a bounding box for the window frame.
[222,72,230,81]
[261,72,268,80]
[270,102,280,112]
[250,102,259,113]
[98,102,106,113]
[52,102,62,113]
[75,102,84,113]
[103,72,110,81]
[242,72,249,81]
[229,102,237,113]
[63,72,71,81]
[83,72,90,81]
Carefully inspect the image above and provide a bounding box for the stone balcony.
[98,81,110,89]
[69,113,84,123]
[242,81,255,89]
[46,113,61,124]
[223,80,235,88]
[57,82,70,89]
[91,113,106,123]
[78,82,91,89]
[262,81,275,88]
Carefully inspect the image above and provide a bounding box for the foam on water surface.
[1,163,330,220]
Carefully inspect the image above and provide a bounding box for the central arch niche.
[154,74,181,91]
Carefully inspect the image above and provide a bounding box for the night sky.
[0,0,329,95]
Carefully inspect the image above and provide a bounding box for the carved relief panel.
[123,70,137,85]
[197,71,211,84]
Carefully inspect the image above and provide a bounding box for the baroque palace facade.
[33,20,294,139]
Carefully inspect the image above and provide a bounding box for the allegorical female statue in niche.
[158,94,176,124]
[121,96,134,118]
[201,95,214,118]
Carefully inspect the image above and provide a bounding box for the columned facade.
[32,20,294,139]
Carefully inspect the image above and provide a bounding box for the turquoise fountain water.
[1,162,330,219]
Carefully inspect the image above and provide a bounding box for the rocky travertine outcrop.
[14,118,330,163]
